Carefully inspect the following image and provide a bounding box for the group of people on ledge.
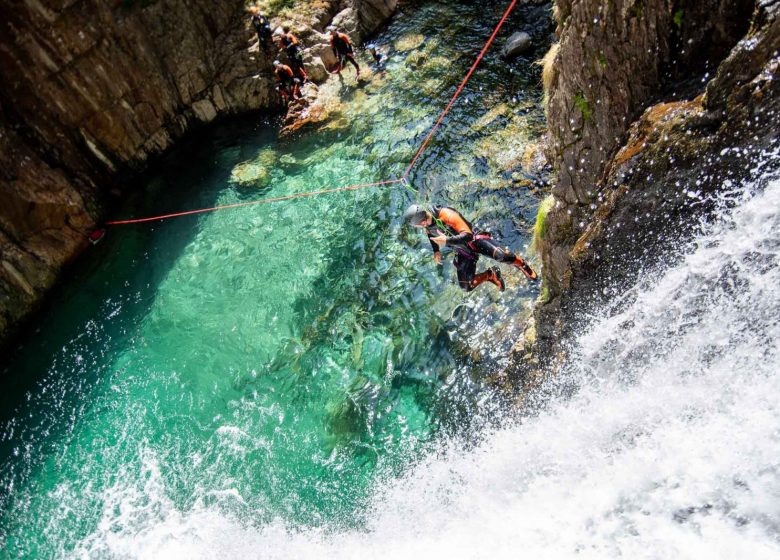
[248,6,367,104]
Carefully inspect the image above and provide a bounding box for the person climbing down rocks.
[273,60,302,103]
[366,43,386,70]
[403,204,538,292]
[329,28,360,77]
[277,26,308,82]
[248,6,273,52]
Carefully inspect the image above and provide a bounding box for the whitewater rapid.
[77,175,780,559]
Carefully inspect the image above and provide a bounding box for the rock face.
[0,0,396,346]
[514,0,780,386]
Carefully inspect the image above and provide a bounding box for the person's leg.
[295,58,308,81]
[345,52,360,75]
[474,237,537,280]
[454,255,477,292]
[456,255,504,291]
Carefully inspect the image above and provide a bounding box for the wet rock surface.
[502,31,533,59]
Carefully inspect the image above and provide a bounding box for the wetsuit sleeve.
[439,208,473,246]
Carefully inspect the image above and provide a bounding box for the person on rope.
[403,204,538,292]
[277,26,308,82]
[248,6,273,52]
[273,60,302,103]
[329,28,360,77]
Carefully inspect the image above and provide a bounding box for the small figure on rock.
[248,6,273,52]
[273,60,302,104]
[277,26,308,82]
[329,28,360,78]
[403,204,538,292]
[366,43,386,70]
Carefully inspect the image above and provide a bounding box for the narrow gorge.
[1,0,778,557]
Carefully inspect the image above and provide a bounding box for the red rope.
[104,0,517,226]
[403,0,518,178]
[105,179,402,225]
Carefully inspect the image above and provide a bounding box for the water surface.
[0,1,548,555]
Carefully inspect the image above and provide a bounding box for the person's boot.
[471,267,505,291]
[512,257,538,281]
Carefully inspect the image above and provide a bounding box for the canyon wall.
[0,0,395,345]
[515,0,779,385]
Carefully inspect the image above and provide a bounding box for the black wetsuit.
[274,64,300,99]
[252,14,272,49]
[426,206,522,291]
[331,32,360,72]
[280,34,306,80]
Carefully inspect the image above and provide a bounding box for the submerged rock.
[229,148,277,188]
[502,31,533,59]
[395,33,425,52]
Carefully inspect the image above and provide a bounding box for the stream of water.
[0,2,549,556]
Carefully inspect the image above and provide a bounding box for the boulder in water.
[395,33,425,52]
[502,31,533,59]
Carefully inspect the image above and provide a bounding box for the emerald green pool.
[0,2,548,555]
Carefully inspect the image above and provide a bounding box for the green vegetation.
[251,0,333,21]
[532,195,556,254]
[538,43,560,114]
[573,91,593,123]
[673,8,684,29]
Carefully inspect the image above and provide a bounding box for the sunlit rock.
[394,32,425,52]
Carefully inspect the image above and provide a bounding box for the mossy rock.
[420,55,450,73]
[472,103,511,131]
[230,147,278,187]
[532,195,556,254]
[420,78,441,97]
[404,50,428,69]
[395,33,425,52]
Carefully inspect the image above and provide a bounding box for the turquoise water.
[0,2,548,555]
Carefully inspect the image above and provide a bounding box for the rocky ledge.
[0,0,397,346]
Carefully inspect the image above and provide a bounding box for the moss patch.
[573,91,593,123]
[673,8,684,29]
[532,195,556,254]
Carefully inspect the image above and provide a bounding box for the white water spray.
[77,175,780,559]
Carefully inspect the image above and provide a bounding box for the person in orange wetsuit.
[403,204,538,292]
[273,60,301,103]
[277,27,308,82]
[328,28,360,77]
